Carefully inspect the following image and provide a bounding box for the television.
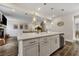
[1,15,7,25]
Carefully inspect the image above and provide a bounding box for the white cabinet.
[40,37,50,56]
[23,44,38,56]
[23,39,38,56]
[54,35,60,50]
[50,35,60,54]
[50,36,55,54]
[18,34,60,56]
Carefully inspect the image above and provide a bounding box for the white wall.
[5,16,44,36]
[62,15,74,42]
[43,17,65,33]
[6,16,30,36]
[48,12,75,42]
[59,11,79,42]
[52,17,65,32]
[47,17,66,41]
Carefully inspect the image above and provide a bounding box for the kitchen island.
[18,32,64,56]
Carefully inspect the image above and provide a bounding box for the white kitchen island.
[18,32,64,56]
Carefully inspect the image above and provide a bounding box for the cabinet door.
[40,45,50,56]
[54,35,60,50]
[50,35,60,54]
[50,36,55,54]
[23,39,38,56]
[23,44,38,56]
[40,37,50,56]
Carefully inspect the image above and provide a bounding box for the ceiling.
[0,3,79,20]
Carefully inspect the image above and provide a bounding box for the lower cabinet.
[23,44,38,56]
[54,35,60,50]
[40,37,50,56]
[50,36,56,54]
[20,35,60,56]
[50,35,60,54]
[22,39,38,56]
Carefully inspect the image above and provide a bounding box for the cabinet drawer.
[40,37,49,46]
[54,35,59,38]
[23,39,38,47]
[40,37,48,42]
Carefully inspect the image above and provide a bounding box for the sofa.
[0,37,18,56]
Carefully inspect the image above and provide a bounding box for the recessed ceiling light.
[37,7,41,11]
[51,8,54,10]
[43,3,47,5]
[25,12,28,15]
[61,9,64,11]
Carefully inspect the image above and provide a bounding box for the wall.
[6,16,31,36]
[51,17,65,32]
[45,17,65,33]
[47,17,67,41]
[59,11,79,42]
[47,12,76,42]
[5,16,43,37]
[62,15,74,42]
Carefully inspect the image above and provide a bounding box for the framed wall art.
[57,21,64,27]
[24,24,28,29]
[20,24,23,29]
[14,24,18,29]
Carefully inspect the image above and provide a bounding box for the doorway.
[74,15,79,41]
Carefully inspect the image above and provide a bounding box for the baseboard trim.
[65,39,74,43]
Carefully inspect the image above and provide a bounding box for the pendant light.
[43,3,47,24]
[33,13,36,22]
[61,9,64,19]
[51,8,54,25]
[32,11,37,26]
[61,9,64,16]
[43,17,47,24]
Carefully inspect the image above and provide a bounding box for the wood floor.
[51,41,79,56]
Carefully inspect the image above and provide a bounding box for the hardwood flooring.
[51,41,79,56]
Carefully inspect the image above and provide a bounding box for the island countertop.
[17,32,64,41]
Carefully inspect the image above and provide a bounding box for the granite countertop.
[17,32,64,41]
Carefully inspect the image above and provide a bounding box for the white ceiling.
[0,3,79,20]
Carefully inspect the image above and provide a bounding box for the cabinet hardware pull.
[44,41,48,43]
[30,41,36,44]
